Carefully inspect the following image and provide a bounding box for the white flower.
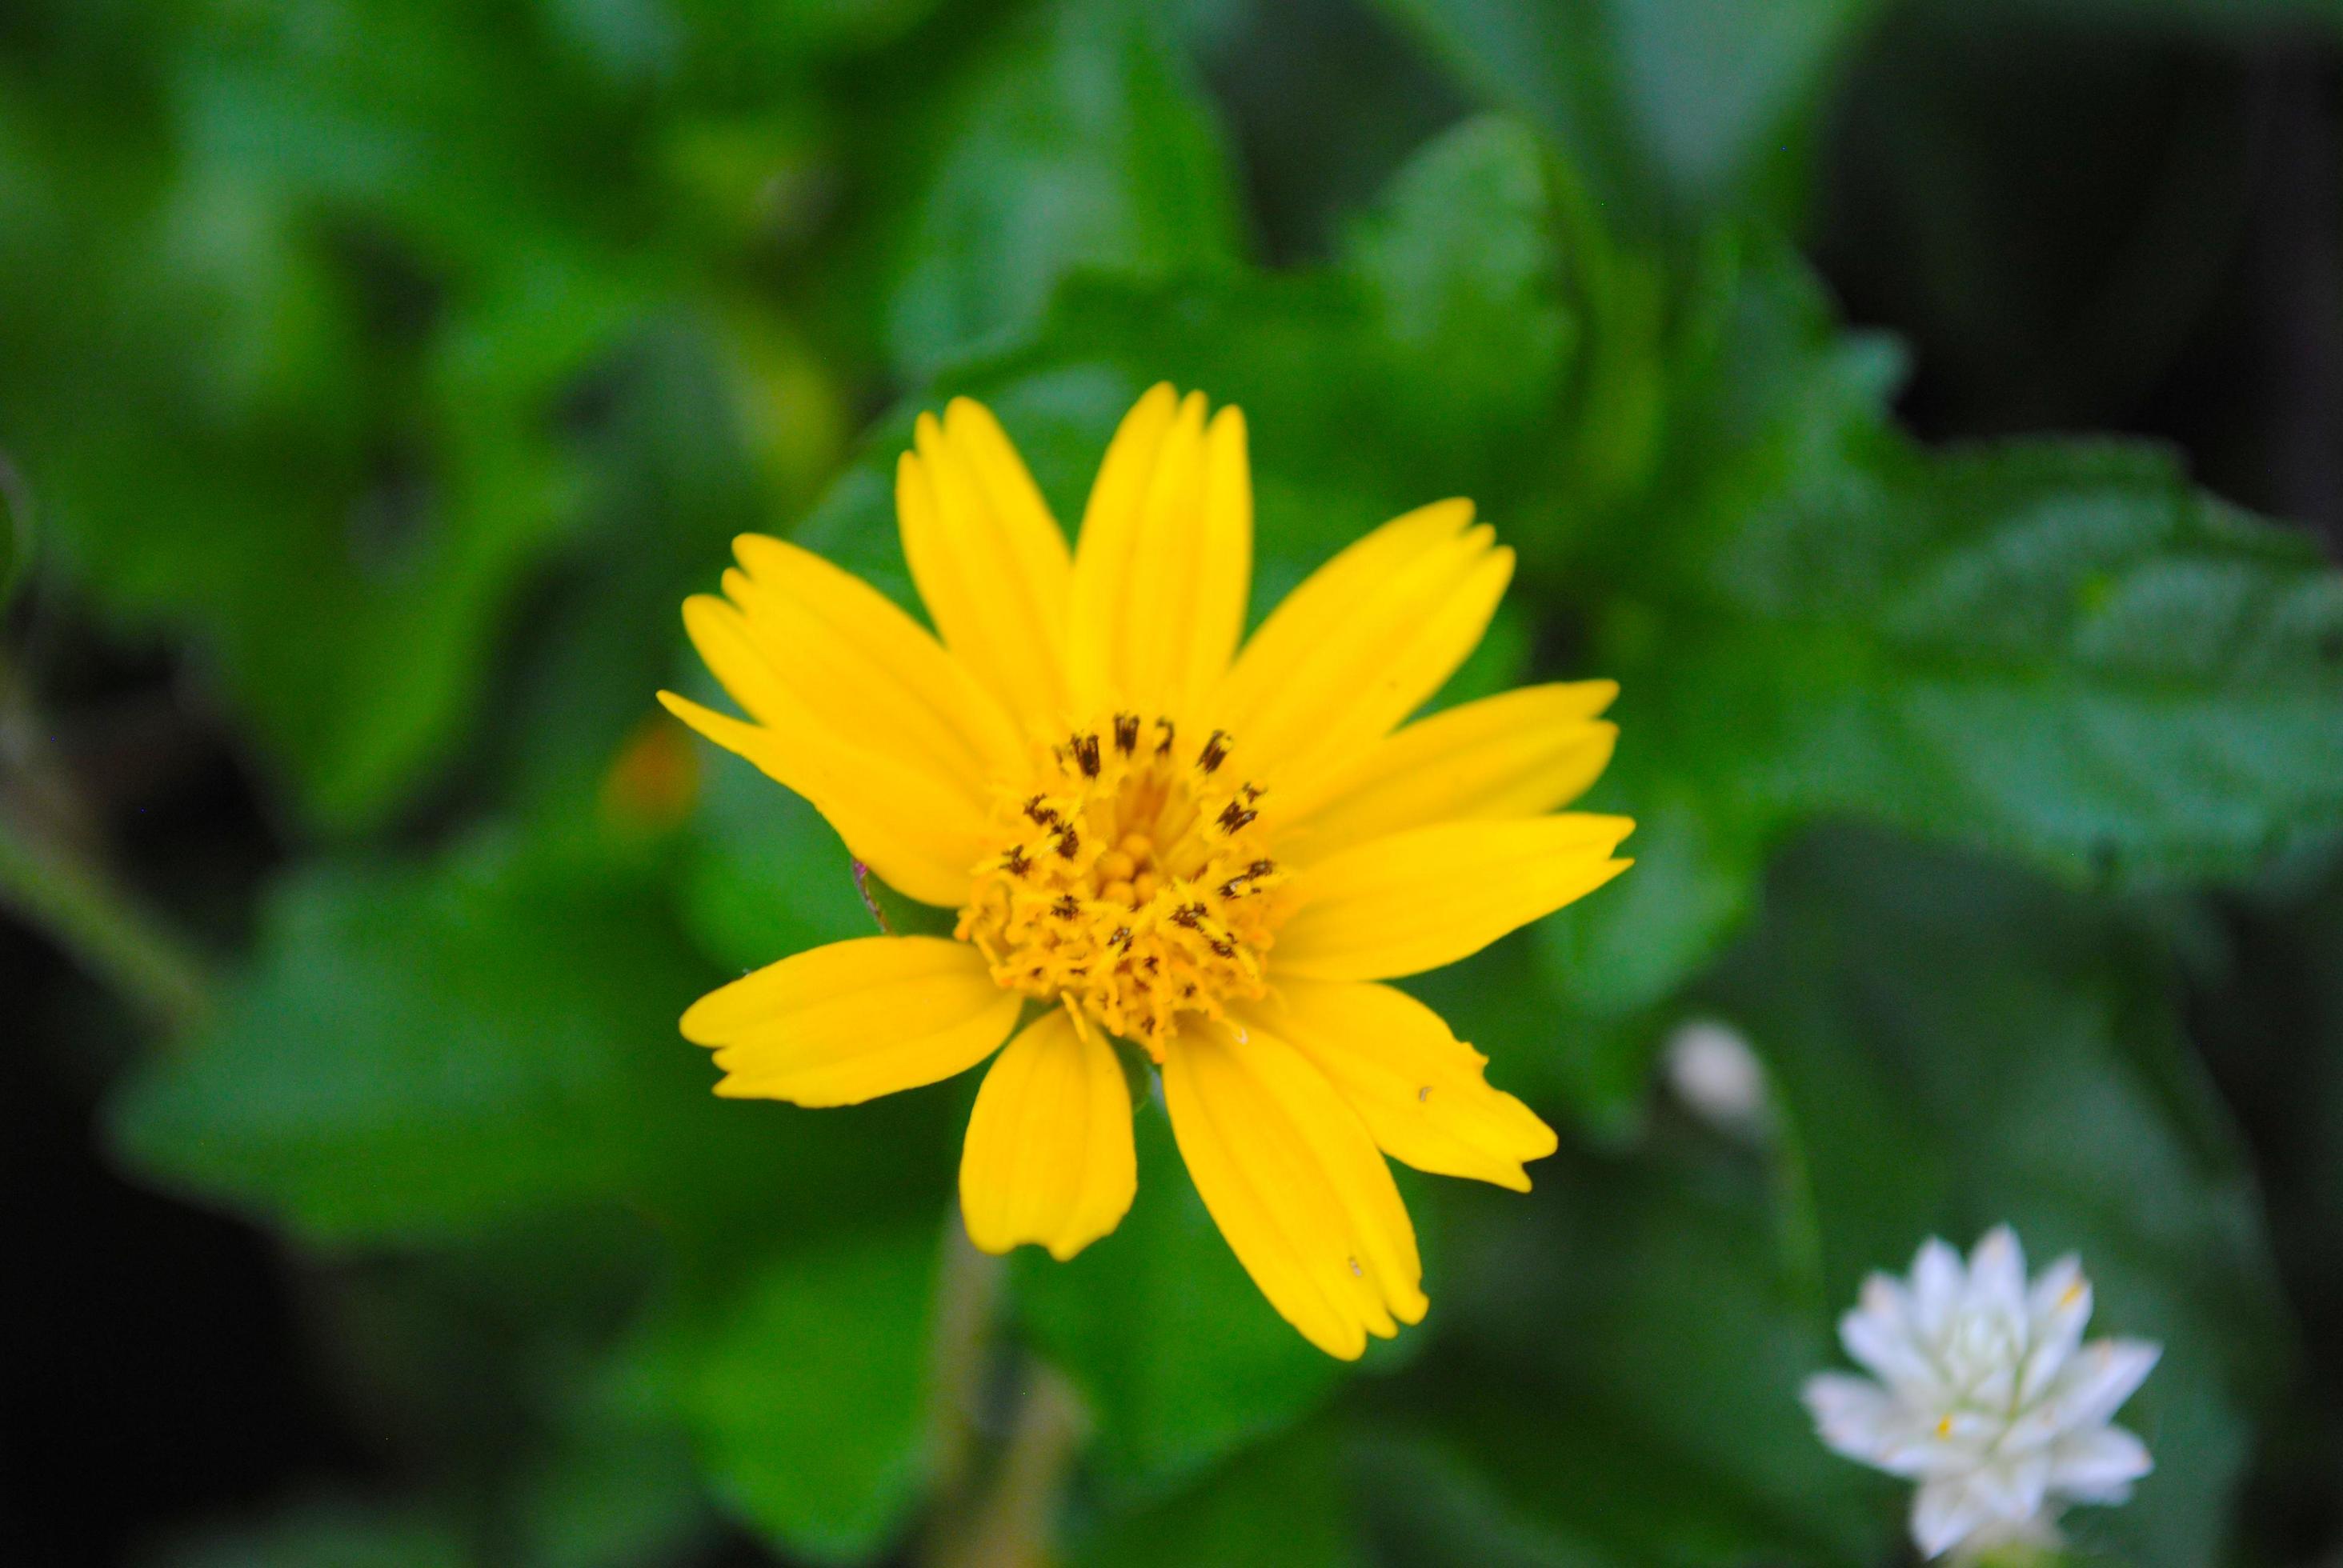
[1804,1226,2160,1561]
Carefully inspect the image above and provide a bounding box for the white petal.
[1911,1476,1992,1558]
[2045,1338,2161,1432]
[1804,1372,1944,1479]
[1970,1358,2018,1413]
[1804,1373,1897,1459]
[2019,1257,2091,1404]
[1967,1226,2027,1321]
[2049,1423,2153,1503]
[1969,1451,2053,1526]
[1844,1274,1948,1402]
[1912,1238,1965,1335]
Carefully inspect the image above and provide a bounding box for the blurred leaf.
[627,1223,943,1564]
[807,111,1594,625]
[150,1498,472,1568]
[1524,237,2343,1119]
[512,1396,711,1568]
[1015,1109,1346,1490]
[0,0,868,826]
[106,827,958,1248]
[0,450,30,609]
[1075,1422,1361,1568]
[1336,116,1576,499]
[679,698,879,973]
[884,0,1244,374]
[1369,1145,1884,1567]
[1623,440,2343,885]
[107,834,711,1241]
[1374,0,1887,226]
[1712,828,2289,1568]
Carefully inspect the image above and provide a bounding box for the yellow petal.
[683,935,1019,1106]
[724,533,1027,786]
[1162,1020,1426,1360]
[1239,979,1556,1190]
[658,689,979,908]
[1273,815,1635,982]
[1213,500,1512,790]
[1275,682,1619,862]
[959,1008,1137,1261]
[1069,386,1252,718]
[898,398,1074,729]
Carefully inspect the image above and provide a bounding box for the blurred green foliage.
[6,0,2343,1562]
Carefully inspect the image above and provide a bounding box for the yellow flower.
[661,385,1632,1359]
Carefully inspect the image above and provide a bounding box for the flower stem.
[919,1218,1087,1568]
[926,1362,1087,1568]
[0,810,213,1035]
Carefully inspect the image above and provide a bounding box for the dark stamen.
[1071,733,1101,778]
[1113,713,1139,754]
[1216,801,1258,834]
[1003,846,1031,878]
[1154,718,1176,758]
[1051,894,1081,920]
[1197,730,1232,774]
[1055,826,1081,858]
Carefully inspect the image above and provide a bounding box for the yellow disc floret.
[959,713,1286,1058]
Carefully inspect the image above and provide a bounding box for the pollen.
[958,715,1286,1058]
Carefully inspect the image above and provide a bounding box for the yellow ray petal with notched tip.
[684,935,1021,1106]
[1273,814,1635,982]
[1069,384,1252,720]
[1212,499,1510,790]
[1273,681,1619,862]
[898,398,1075,729]
[959,1007,1137,1262]
[1162,1020,1426,1360]
[656,690,982,908]
[724,532,1027,786]
[1238,978,1556,1190]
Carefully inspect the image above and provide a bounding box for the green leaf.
[1624,440,2343,887]
[1074,1422,1362,1568]
[511,1400,711,1568]
[1014,1109,1346,1490]
[106,828,959,1248]
[106,834,710,1240]
[884,0,1243,374]
[679,718,884,973]
[1533,238,2343,1096]
[0,449,28,610]
[1336,117,1576,502]
[1368,1146,1885,1566]
[627,1224,943,1564]
[801,112,1596,627]
[1711,828,2288,1568]
[150,1498,473,1568]
[1374,0,1887,226]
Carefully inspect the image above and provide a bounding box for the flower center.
[958,714,1285,1058]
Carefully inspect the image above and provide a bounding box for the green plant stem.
[927,1362,1087,1568]
[0,811,212,1035]
[927,1220,1006,1502]
[920,1218,1087,1568]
